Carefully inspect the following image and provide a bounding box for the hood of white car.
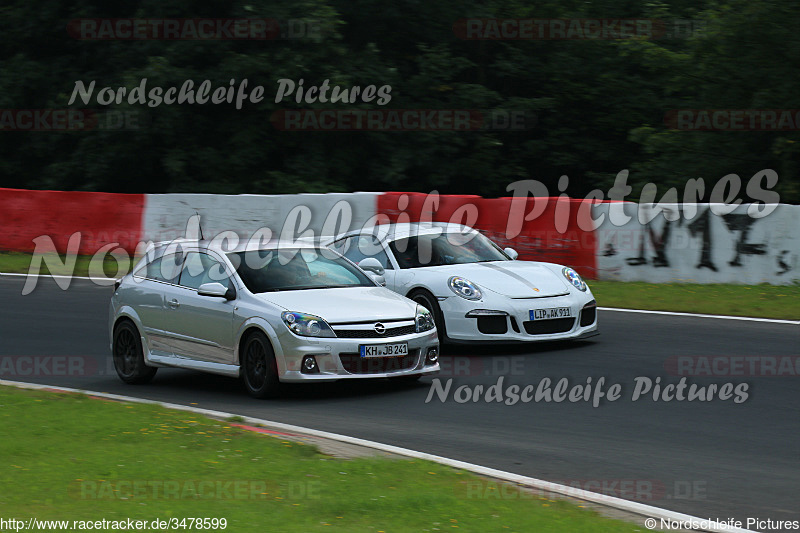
[440,261,571,298]
[254,286,418,323]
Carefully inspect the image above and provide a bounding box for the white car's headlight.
[448,276,482,300]
[415,305,435,332]
[281,311,336,338]
[562,267,587,292]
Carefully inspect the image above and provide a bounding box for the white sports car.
[327,223,598,344]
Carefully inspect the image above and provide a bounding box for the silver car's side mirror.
[358,258,386,286]
[197,282,230,298]
[358,257,385,276]
[368,273,386,286]
[504,247,519,260]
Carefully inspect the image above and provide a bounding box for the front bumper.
[274,328,440,382]
[439,291,598,343]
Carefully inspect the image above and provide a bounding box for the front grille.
[333,324,416,338]
[580,306,596,327]
[339,350,420,374]
[476,316,508,334]
[523,318,575,335]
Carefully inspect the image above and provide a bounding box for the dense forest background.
[1,0,799,203]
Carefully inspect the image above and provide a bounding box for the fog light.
[425,347,439,365]
[301,355,319,374]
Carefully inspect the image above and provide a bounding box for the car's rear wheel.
[241,331,280,399]
[113,320,157,384]
[409,289,446,343]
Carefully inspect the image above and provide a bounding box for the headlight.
[562,267,587,292]
[448,276,482,300]
[281,311,336,338]
[415,305,435,332]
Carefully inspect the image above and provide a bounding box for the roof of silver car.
[145,223,477,256]
[146,238,321,255]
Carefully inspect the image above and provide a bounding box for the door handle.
[168,298,180,309]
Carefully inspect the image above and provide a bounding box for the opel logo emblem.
[374,322,386,335]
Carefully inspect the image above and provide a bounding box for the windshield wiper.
[261,284,358,292]
[258,286,320,292]
[303,284,361,290]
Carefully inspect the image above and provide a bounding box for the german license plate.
[360,343,409,358]
[530,307,572,320]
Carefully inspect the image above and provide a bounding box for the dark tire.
[408,289,446,343]
[241,331,281,399]
[113,320,157,384]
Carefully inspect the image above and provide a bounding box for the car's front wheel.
[112,320,157,384]
[241,331,280,399]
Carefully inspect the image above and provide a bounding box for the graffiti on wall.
[596,203,799,284]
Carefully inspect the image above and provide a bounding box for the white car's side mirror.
[504,247,519,260]
[358,257,385,276]
[198,282,230,298]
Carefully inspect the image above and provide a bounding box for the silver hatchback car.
[109,240,440,398]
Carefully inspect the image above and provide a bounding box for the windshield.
[229,248,374,293]
[389,232,509,268]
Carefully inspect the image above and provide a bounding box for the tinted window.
[389,232,508,269]
[139,253,184,282]
[179,252,231,290]
[229,248,373,293]
[332,235,392,269]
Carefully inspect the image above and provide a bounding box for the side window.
[334,236,393,269]
[389,238,421,268]
[179,253,231,290]
[142,253,183,283]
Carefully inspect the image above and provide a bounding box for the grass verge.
[0,385,641,532]
[0,251,134,278]
[589,281,800,320]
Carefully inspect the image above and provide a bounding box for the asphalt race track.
[2,276,798,525]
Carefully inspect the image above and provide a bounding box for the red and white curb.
[1,379,755,532]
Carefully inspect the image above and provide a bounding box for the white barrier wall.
[593,203,800,285]
[141,192,381,244]
[134,191,800,285]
